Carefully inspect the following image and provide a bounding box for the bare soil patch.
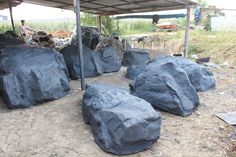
[0,67,235,157]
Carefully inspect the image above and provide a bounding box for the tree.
[196,0,208,7]
[81,13,120,35]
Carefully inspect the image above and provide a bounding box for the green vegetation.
[0,21,14,33]
[118,19,155,35]
[189,30,236,66]
[0,20,76,34]
[161,29,236,66]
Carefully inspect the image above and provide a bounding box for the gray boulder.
[0,45,70,109]
[60,46,121,79]
[122,49,150,67]
[72,26,101,50]
[0,31,24,49]
[154,56,216,92]
[131,62,199,117]
[99,47,121,73]
[82,83,162,155]
[126,65,146,80]
[60,45,103,79]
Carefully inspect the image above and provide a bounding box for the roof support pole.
[8,0,15,32]
[74,0,86,90]
[183,7,190,58]
[98,16,102,34]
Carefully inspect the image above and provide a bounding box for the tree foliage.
[196,0,208,7]
[81,13,120,35]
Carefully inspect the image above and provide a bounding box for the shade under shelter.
[2,0,198,90]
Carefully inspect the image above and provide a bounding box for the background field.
[1,16,236,67]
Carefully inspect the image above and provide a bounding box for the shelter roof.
[0,0,22,10]
[23,0,197,15]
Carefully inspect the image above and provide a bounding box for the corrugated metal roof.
[23,0,197,15]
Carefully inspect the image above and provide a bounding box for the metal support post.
[98,16,102,34]
[183,7,191,58]
[8,0,15,32]
[75,0,86,90]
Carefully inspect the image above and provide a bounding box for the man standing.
[19,20,36,43]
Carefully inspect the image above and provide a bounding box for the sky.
[0,0,236,20]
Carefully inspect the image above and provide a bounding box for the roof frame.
[5,0,196,90]
[23,0,197,15]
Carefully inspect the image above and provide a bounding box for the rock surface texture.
[0,45,70,108]
[82,83,162,155]
[154,56,216,92]
[71,26,101,50]
[61,46,121,79]
[122,49,150,67]
[0,31,24,49]
[131,61,200,117]
[61,45,103,79]
[98,47,121,73]
[126,65,146,80]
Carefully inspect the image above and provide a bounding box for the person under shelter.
[19,20,36,44]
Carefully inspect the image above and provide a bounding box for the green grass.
[0,21,13,33]
[159,29,236,66]
[118,19,156,35]
[189,30,236,65]
[0,20,76,34]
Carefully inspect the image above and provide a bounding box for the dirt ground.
[0,67,235,157]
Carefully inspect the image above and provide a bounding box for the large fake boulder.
[155,56,216,92]
[82,26,101,50]
[99,47,121,73]
[122,49,150,67]
[126,65,146,80]
[60,45,103,79]
[61,46,121,79]
[72,26,101,50]
[96,33,124,60]
[0,31,24,49]
[0,45,70,109]
[83,83,162,155]
[131,62,199,117]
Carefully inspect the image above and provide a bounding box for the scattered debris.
[203,62,221,68]
[172,53,182,57]
[191,54,199,59]
[196,57,211,64]
[31,31,55,47]
[82,83,161,155]
[216,112,236,125]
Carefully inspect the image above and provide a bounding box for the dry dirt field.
[0,67,235,157]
